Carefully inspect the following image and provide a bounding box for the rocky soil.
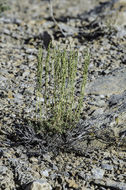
[0,0,126,189]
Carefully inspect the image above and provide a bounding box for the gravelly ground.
[0,0,126,189]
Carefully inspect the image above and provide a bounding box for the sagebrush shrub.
[36,45,90,133]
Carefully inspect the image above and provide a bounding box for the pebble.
[91,167,105,179]
[29,157,38,164]
[92,108,104,116]
[25,179,52,190]
[40,170,49,177]
[101,164,113,171]
[0,166,8,174]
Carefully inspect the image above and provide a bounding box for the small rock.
[85,174,93,181]
[28,55,36,61]
[3,29,11,35]
[50,173,57,180]
[63,171,70,178]
[23,70,30,78]
[91,167,105,179]
[0,166,8,174]
[92,108,104,116]
[52,164,58,171]
[78,171,86,179]
[25,179,52,190]
[106,179,126,190]
[0,76,7,89]
[29,157,38,163]
[25,87,34,95]
[101,164,113,171]
[43,154,51,162]
[40,170,49,177]
[86,68,126,96]
[14,93,23,101]
[26,48,37,55]
[66,179,79,189]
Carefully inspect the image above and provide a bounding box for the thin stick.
[48,0,67,37]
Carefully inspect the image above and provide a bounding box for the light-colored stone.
[29,157,38,163]
[66,179,79,188]
[40,170,49,177]
[91,167,105,179]
[86,68,126,96]
[25,179,52,190]
[101,164,113,171]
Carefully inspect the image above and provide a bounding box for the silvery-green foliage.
[36,45,90,133]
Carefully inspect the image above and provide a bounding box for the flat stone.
[66,179,79,189]
[40,170,49,177]
[0,166,8,174]
[86,68,126,96]
[106,179,126,190]
[101,164,113,171]
[25,179,52,190]
[91,167,105,179]
[92,108,104,116]
[29,157,38,164]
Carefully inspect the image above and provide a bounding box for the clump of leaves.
[0,0,9,14]
[36,44,90,133]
